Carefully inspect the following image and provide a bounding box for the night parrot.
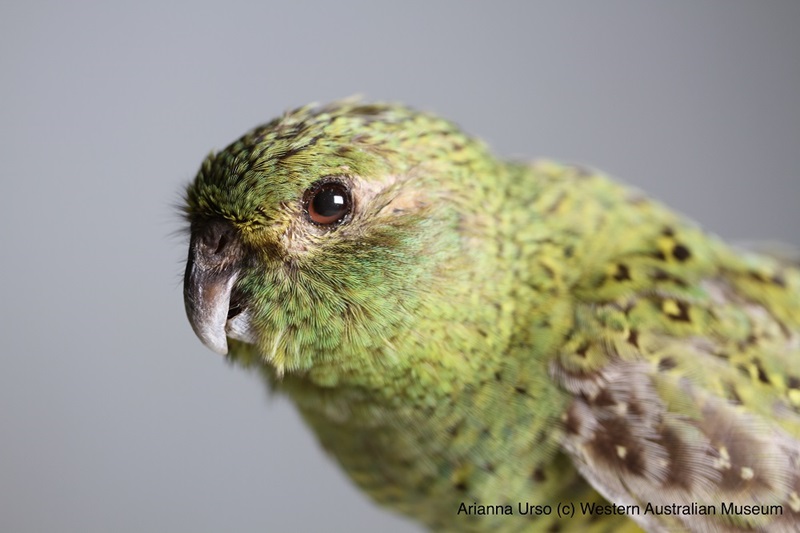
[182,100,800,532]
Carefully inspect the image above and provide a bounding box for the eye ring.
[302,177,353,226]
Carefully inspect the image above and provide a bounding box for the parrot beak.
[183,220,250,355]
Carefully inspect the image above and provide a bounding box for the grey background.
[1,2,798,532]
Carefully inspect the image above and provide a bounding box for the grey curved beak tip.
[184,295,231,355]
[183,263,237,357]
[201,329,229,355]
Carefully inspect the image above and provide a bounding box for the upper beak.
[183,221,242,355]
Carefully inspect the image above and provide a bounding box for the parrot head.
[183,101,494,378]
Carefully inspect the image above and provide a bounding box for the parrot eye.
[303,178,352,226]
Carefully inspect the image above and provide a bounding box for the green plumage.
[183,101,800,532]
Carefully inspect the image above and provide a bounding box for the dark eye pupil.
[305,180,352,225]
[313,187,347,217]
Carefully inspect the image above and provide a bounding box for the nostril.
[192,220,240,268]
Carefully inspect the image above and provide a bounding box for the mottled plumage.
[182,101,800,532]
